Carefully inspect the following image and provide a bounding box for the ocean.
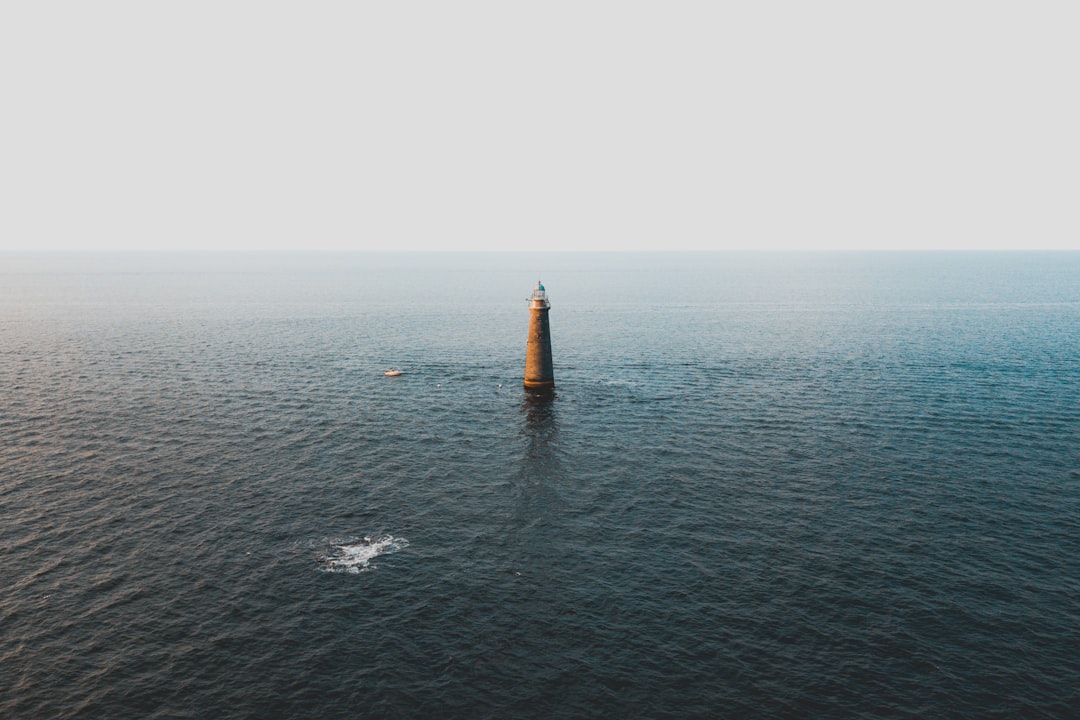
[2,252,1078,719]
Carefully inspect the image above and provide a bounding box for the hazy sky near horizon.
[2,2,1077,252]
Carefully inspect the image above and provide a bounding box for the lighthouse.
[524,280,555,391]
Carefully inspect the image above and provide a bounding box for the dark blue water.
[2,252,1078,719]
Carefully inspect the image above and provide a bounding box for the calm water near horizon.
[2,252,1078,718]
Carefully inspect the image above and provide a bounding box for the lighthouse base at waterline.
[523,378,555,392]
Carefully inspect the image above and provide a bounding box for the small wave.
[319,535,409,574]
[597,378,637,387]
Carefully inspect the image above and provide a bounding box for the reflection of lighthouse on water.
[523,281,555,392]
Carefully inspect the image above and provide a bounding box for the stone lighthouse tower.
[524,280,555,391]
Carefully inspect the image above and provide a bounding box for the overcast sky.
[1,2,1077,252]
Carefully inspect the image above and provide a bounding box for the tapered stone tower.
[524,280,554,391]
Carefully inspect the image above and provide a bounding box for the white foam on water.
[319,535,409,574]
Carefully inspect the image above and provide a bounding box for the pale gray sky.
[1,2,1077,252]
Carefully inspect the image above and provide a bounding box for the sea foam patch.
[319,535,409,574]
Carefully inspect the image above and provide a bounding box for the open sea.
[2,251,1078,719]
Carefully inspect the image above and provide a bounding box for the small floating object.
[383,369,403,377]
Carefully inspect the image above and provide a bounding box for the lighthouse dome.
[529,281,549,308]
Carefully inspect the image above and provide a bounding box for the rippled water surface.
[2,252,1078,718]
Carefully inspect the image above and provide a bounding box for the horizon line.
[2,248,1079,255]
